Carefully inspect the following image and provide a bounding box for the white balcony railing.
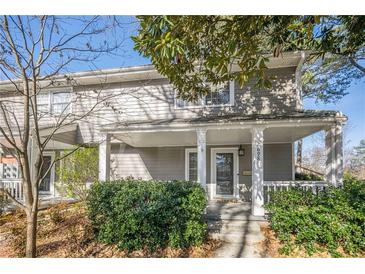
[0,178,23,201]
[263,180,328,204]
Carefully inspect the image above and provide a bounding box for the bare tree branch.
[349,56,365,74]
[0,15,128,258]
[0,188,25,209]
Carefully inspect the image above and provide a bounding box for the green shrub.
[86,179,207,252]
[56,147,98,201]
[265,175,365,257]
[295,172,323,181]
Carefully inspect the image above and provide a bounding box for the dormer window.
[175,81,234,108]
[36,89,72,115]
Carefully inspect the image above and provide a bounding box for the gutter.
[0,51,307,92]
[100,114,347,134]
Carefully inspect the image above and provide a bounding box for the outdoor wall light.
[238,145,245,156]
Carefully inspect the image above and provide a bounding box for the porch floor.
[205,200,267,258]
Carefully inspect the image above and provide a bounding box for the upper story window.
[52,91,71,115]
[36,89,72,115]
[175,81,234,108]
[36,93,51,114]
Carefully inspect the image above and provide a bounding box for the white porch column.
[325,125,336,186]
[335,123,344,187]
[196,128,207,191]
[98,133,111,181]
[251,126,265,217]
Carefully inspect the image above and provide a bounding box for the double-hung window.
[175,81,234,108]
[36,89,71,115]
[52,91,71,115]
[36,93,51,114]
[185,148,198,182]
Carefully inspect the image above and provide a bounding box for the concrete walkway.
[206,201,267,258]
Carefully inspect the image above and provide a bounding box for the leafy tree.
[348,139,365,179]
[344,139,365,180]
[56,147,98,201]
[354,139,365,159]
[302,50,364,103]
[133,16,365,102]
[134,16,364,173]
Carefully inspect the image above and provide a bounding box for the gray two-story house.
[0,51,346,216]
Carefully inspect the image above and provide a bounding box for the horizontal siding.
[110,143,293,200]
[0,93,24,131]
[264,143,293,181]
[1,67,299,144]
[234,67,298,115]
[110,144,185,181]
[75,67,298,143]
[0,92,77,138]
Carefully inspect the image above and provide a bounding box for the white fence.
[263,181,328,204]
[0,179,23,201]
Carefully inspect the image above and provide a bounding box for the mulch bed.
[0,203,220,258]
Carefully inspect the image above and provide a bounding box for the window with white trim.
[36,90,71,115]
[36,93,50,114]
[2,162,20,179]
[52,91,71,115]
[175,81,234,108]
[185,148,198,182]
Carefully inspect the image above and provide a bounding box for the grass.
[0,202,220,258]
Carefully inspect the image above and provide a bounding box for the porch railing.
[263,180,328,204]
[295,165,325,178]
[0,178,23,201]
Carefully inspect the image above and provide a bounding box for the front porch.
[0,124,79,204]
[98,111,346,217]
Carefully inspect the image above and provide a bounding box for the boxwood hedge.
[265,174,365,257]
[86,179,207,252]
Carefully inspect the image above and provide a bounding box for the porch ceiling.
[112,124,325,147]
[0,124,78,151]
[105,111,346,147]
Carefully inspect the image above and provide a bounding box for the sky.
[304,81,365,150]
[49,16,365,150]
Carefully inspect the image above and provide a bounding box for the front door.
[211,148,239,198]
[39,153,55,194]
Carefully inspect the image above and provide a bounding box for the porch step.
[205,201,267,258]
[209,231,265,243]
[205,201,266,241]
[207,219,265,243]
[205,214,265,221]
[205,201,266,221]
[208,219,259,232]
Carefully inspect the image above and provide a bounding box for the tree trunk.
[296,139,303,172]
[25,209,38,258]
